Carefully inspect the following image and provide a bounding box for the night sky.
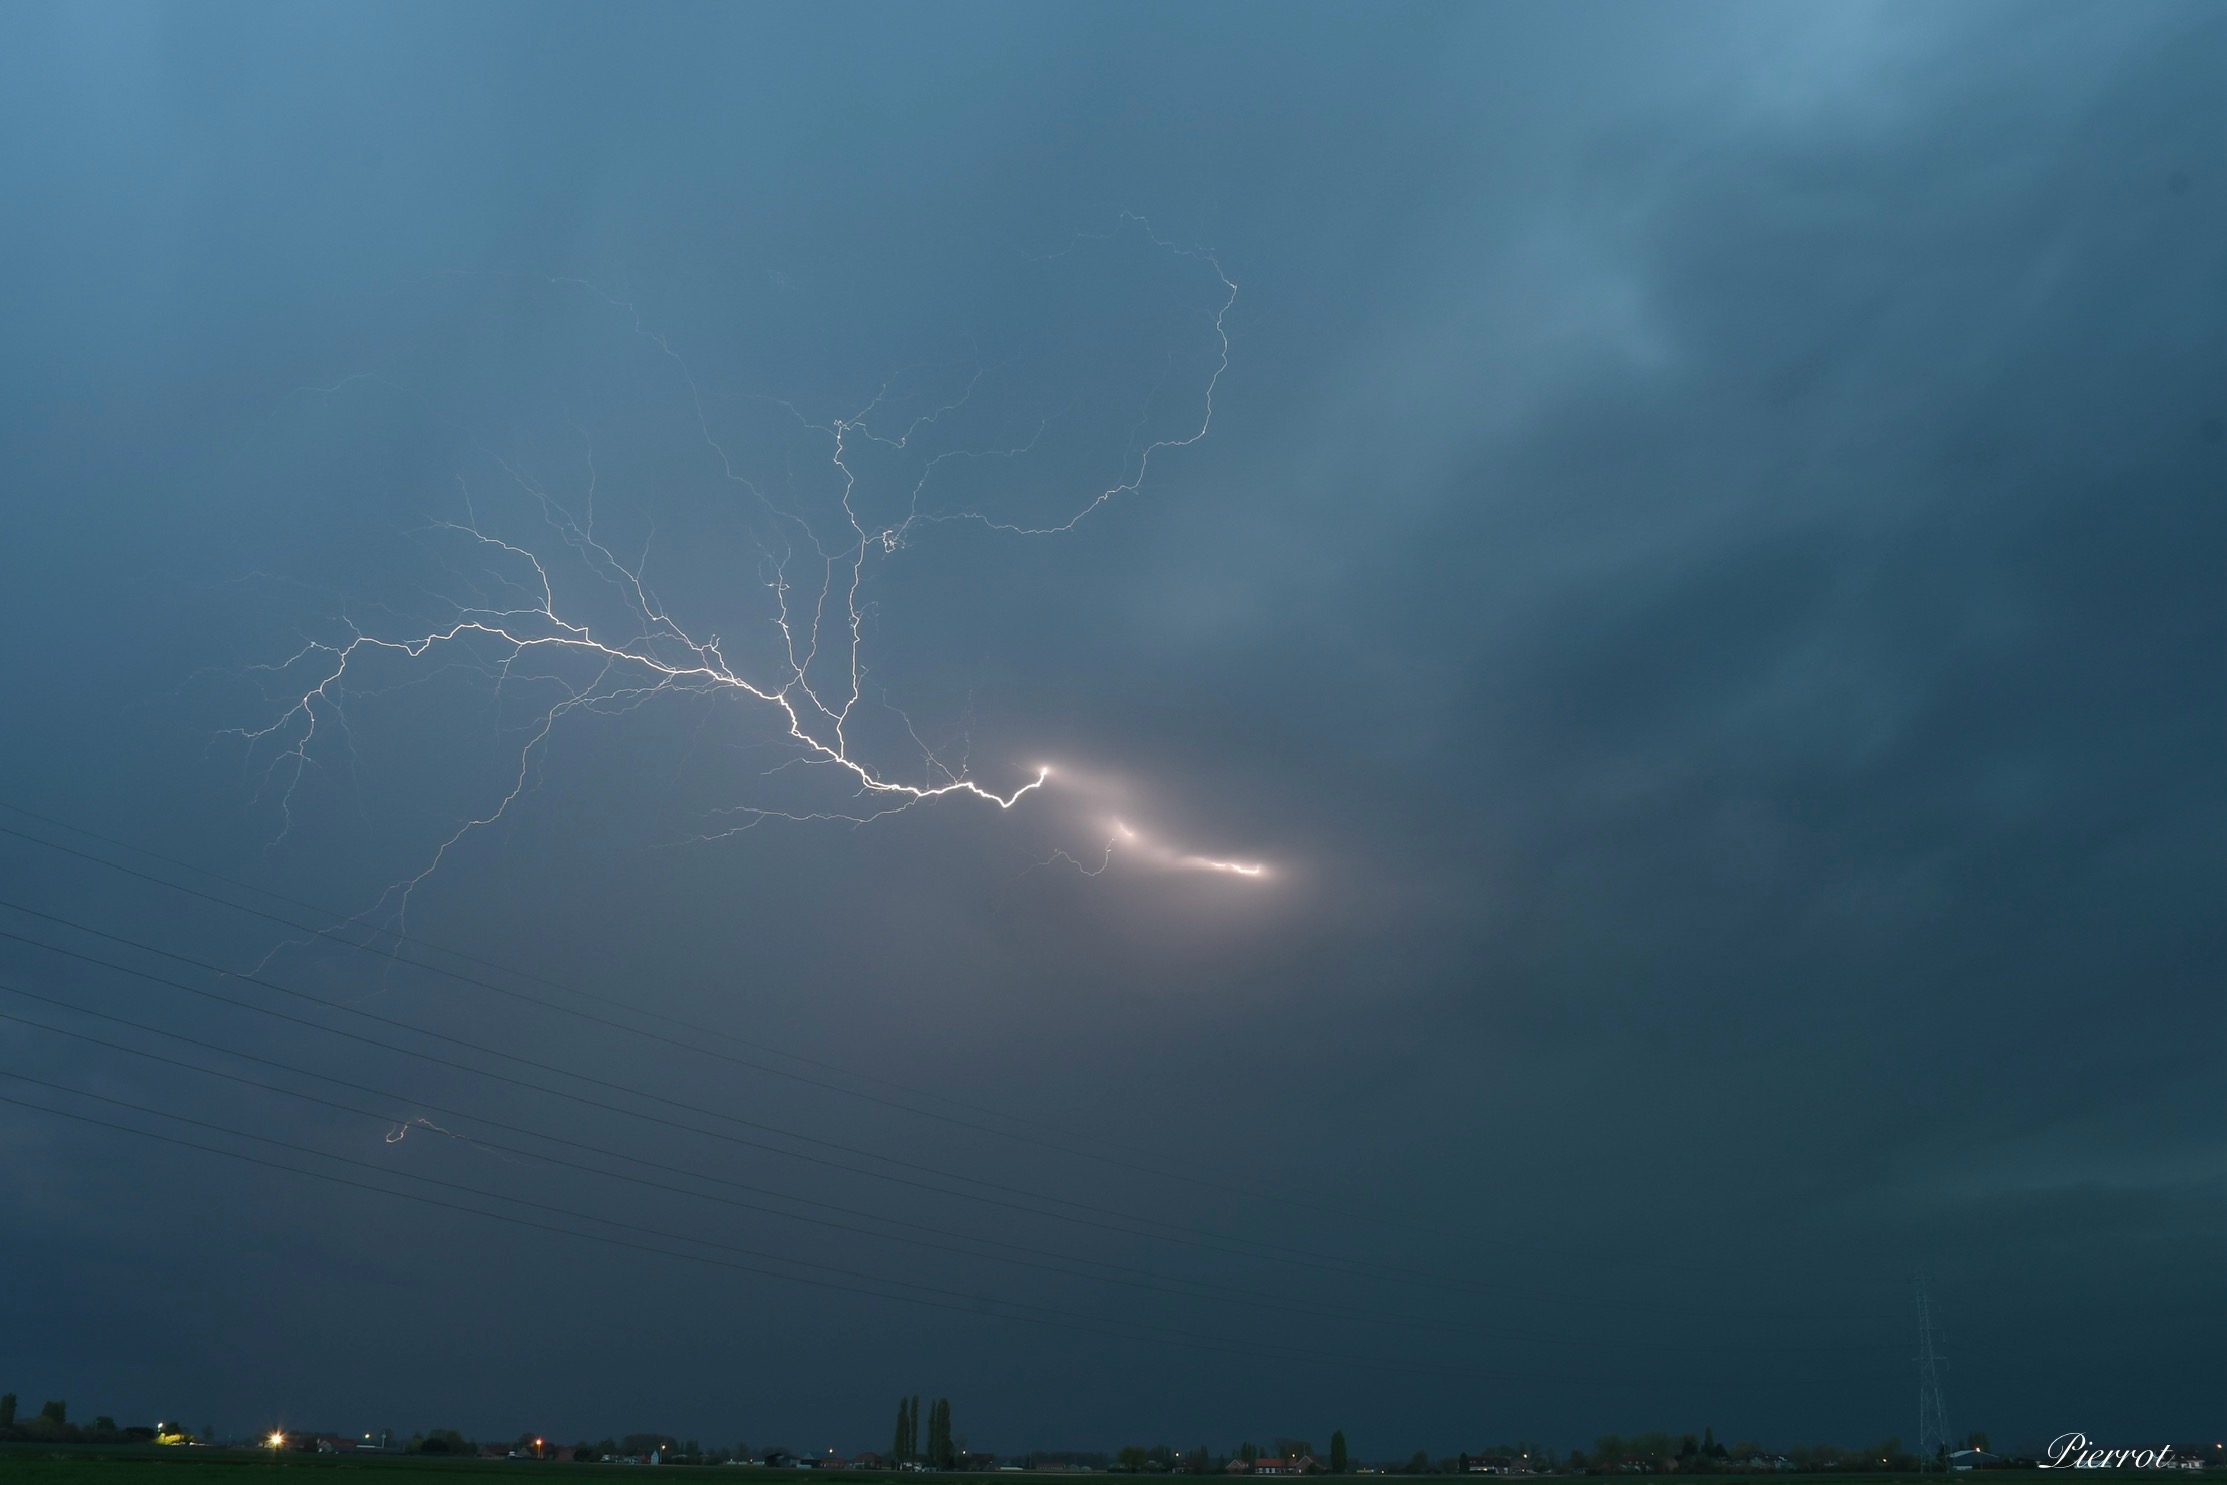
[1,0,2221,1461]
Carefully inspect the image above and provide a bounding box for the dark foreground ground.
[0,1450,2104,1485]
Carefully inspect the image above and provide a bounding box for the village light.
[269,1432,286,1449]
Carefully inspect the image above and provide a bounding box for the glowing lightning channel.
[1037,818,1267,883]
[229,217,1240,927]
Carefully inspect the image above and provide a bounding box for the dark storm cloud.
[0,0,2219,1463]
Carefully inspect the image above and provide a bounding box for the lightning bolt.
[225,216,1249,926]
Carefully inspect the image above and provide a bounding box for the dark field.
[0,1454,2088,1485]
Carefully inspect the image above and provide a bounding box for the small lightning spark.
[384,1115,455,1143]
[1037,819,1132,878]
[383,1115,514,1162]
[229,217,1237,925]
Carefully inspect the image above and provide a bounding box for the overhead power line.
[3,1066,1898,1388]
[0,801,1916,1295]
[0,907,1502,1296]
[0,981,1907,1351]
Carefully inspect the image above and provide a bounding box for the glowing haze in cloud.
[1047,818,1269,882]
[1034,781,1271,884]
[227,214,1262,925]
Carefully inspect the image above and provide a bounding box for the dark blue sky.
[1,0,2220,1461]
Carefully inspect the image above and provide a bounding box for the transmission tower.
[1916,1275,1951,1470]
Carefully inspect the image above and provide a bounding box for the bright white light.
[1038,807,1269,883]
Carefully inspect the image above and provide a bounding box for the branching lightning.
[226,215,1261,925]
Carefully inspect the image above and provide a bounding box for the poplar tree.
[1330,1433,1349,1474]
[930,1399,954,1469]
[893,1399,912,1465]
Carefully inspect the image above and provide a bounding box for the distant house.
[1225,1462,1251,1475]
[1459,1459,1512,1476]
[854,1454,887,1470]
[962,1455,1000,1472]
[1948,1451,2002,1472]
[1253,1462,1288,1477]
[315,1438,356,1455]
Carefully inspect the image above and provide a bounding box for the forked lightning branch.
[225,216,1255,925]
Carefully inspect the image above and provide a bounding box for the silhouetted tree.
[895,1400,913,1465]
[929,1399,953,1469]
[1330,1433,1349,1474]
[0,1395,14,1428]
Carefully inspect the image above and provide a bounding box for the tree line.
[0,1389,2007,1473]
[0,1395,188,1446]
